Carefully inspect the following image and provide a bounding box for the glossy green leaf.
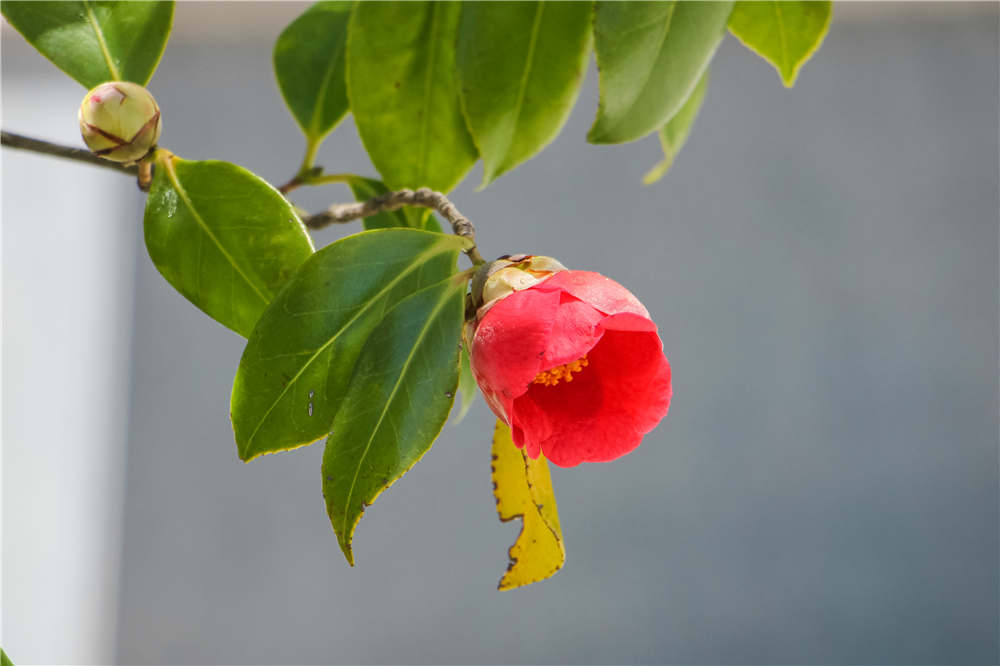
[232,229,469,462]
[492,419,565,590]
[273,1,351,145]
[643,68,710,185]
[1,0,173,88]
[453,345,477,423]
[588,1,732,145]
[1,647,14,666]
[323,275,467,564]
[144,151,314,337]
[456,1,591,187]
[347,1,477,193]
[728,1,832,87]
[347,177,443,233]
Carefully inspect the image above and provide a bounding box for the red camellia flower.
[466,255,672,467]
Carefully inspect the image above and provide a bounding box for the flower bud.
[78,81,162,164]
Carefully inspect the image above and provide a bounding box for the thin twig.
[304,187,484,264]
[1,130,138,176]
[1,131,486,263]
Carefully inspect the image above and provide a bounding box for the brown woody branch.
[1,130,139,176]
[1,130,485,263]
[304,187,484,264]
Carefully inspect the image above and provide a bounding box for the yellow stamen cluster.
[532,355,589,387]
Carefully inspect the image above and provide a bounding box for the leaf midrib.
[339,278,461,543]
[622,1,677,118]
[162,157,271,307]
[240,240,460,457]
[82,0,121,80]
[307,29,346,140]
[592,1,683,140]
[772,1,790,78]
[416,2,443,185]
[492,1,545,175]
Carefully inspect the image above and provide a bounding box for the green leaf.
[491,419,565,590]
[1,647,14,666]
[347,177,443,233]
[273,1,351,146]
[456,1,592,187]
[588,1,732,145]
[143,151,314,337]
[346,1,477,193]
[323,275,467,564]
[453,345,477,423]
[728,1,832,87]
[1,0,173,88]
[232,229,469,462]
[643,68,710,185]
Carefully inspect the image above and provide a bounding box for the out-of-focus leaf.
[453,345,477,423]
[323,276,467,564]
[728,1,832,87]
[273,1,352,144]
[588,1,732,145]
[347,1,477,192]
[1,647,14,666]
[347,177,442,233]
[1,0,173,87]
[492,419,565,590]
[232,230,468,462]
[643,68,710,185]
[456,1,591,187]
[143,151,314,337]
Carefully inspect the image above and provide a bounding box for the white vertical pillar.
[1,72,138,663]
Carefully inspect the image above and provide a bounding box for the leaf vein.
[82,0,121,80]
[162,157,270,305]
[241,240,457,455]
[339,280,460,542]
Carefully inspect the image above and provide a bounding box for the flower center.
[532,355,589,387]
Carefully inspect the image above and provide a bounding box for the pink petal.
[535,271,650,318]
[471,287,560,404]
[510,323,671,467]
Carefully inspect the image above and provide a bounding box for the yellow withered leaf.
[491,419,565,590]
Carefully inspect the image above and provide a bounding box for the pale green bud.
[78,81,162,164]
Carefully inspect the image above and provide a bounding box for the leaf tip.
[585,125,612,146]
[340,542,356,567]
[642,158,671,186]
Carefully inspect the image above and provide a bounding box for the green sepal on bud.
[78,82,162,164]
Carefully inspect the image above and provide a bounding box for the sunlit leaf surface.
[456,1,591,186]
[143,152,314,337]
[728,1,832,87]
[1,0,173,87]
[588,0,731,144]
[274,1,352,144]
[347,1,477,192]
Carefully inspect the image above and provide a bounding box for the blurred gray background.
[3,2,997,664]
